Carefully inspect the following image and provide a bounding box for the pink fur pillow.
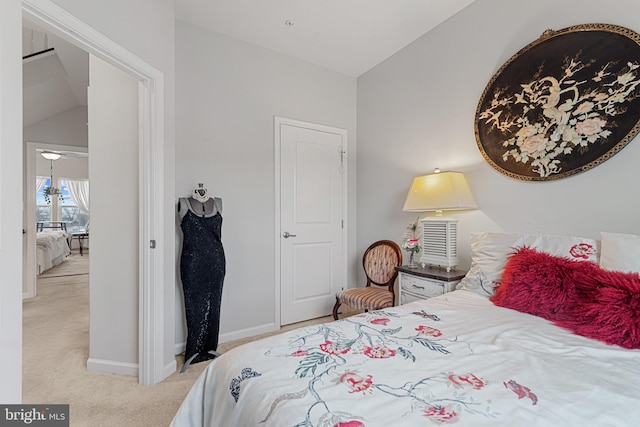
[560,268,640,349]
[491,247,640,349]
[490,247,598,319]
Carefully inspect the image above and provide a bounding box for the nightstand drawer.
[400,289,428,305]
[395,266,467,305]
[400,274,447,298]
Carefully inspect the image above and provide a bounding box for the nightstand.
[395,265,468,305]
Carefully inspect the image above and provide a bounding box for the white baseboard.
[173,322,277,356]
[163,359,177,378]
[174,341,185,356]
[87,358,138,377]
[219,322,277,343]
[87,358,177,380]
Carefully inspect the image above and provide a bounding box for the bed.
[36,230,70,275]
[171,232,640,426]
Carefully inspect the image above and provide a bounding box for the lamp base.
[419,217,458,271]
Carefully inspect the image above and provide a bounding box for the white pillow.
[457,232,600,297]
[600,232,640,273]
[456,232,520,297]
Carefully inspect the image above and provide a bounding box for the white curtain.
[63,179,90,214]
[36,177,48,194]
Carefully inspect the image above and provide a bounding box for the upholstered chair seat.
[333,240,402,320]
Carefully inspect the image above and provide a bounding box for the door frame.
[274,116,348,328]
[22,0,169,385]
[24,142,88,299]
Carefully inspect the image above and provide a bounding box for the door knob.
[283,231,297,238]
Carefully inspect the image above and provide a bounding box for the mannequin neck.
[192,187,209,203]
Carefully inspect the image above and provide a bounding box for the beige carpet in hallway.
[23,252,345,426]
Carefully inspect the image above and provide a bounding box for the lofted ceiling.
[23,1,475,127]
[22,21,88,128]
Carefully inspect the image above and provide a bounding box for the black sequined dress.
[178,197,226,368]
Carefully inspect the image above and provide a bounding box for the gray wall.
[357,0,640,270]
[175,21,358,345]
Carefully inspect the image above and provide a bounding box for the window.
[60,180,89,232]
[36,177,52,223]
[36,177,90,232]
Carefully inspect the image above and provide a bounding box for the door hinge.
[150,240,156,249]
[341,220,344,229]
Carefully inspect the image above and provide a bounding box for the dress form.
[178,184,225,371]
[187,197,216,217]
[179,184,218,218]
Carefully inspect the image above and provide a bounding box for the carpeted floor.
[23,252,347,426]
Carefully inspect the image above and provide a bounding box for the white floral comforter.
[172,290,640,426]
[36,231,70,274]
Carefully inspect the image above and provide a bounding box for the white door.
[277,118,347,326]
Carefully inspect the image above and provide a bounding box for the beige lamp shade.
[403,171,477,212]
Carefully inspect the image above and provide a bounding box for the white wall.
[175,21,358,346]
[36,155,88,180]
[0,0,24,403]
[357,0,640,270]
[87,55,139,374]
[24,106,88,148]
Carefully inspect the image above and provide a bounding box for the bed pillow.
[560,267,640,349]
[455,232,521,297]
[457,232,599,297]
[492,247,640,349]
[600,232,640,273]
[490,247,599,319]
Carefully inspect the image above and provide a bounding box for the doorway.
[275,117,348,326]
[21,0,169,385]
[24,142,88,299]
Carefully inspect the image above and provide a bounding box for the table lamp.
[403,170,477,271]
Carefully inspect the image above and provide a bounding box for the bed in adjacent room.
[171,232,640,426]
[36,230,70,275]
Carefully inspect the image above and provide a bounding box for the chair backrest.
[363,240,403,291]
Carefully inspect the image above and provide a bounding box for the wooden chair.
[332,240,402,320]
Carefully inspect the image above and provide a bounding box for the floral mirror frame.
[475,23,640,181]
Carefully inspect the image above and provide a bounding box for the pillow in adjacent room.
[457,232,599,297]
[600,232,640,274]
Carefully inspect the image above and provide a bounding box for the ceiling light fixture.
[42,157,63,204]
[41,151,62,161]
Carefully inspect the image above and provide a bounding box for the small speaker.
[420,217,458,271]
